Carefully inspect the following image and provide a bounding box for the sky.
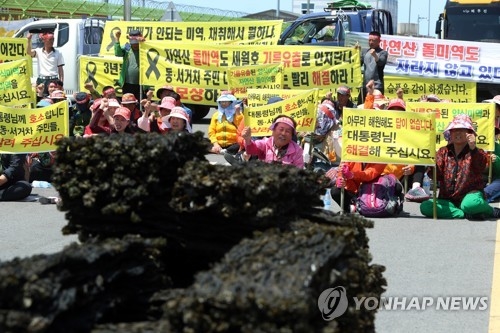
[174,0,448,36]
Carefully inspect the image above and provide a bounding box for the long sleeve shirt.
[436,144,488,205]
[245,137,304,168]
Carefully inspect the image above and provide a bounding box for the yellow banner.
[245,89,318,136]
[79,55,123,95]
[0,101,69,153]
[228,63,284,99]
[0,37,32,80]
[385,75,476,103]
[342,108,436,165]
[140,41,362,106]
[407,102,495,151]
[0,37,28,62]
[0,58,34,107]
[246,88,308,107]
[99,20,283,56]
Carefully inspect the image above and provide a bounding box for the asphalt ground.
[0,108,499,333]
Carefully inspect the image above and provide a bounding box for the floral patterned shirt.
[435,144,488,205]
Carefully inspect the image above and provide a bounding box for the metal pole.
[307,0,310,14]
[408,0,411,24]
[276,0,280,18]
[124,0,131,21]
[428,0,431,36]
[104,0,110,20]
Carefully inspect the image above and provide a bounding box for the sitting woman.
[163,107,193,133]
[0,154,32,201]
[208,93,243,154]
[111,107,136,134]
[325,162,387,214]
[241,115,304,168]
[85,98,120,136]
[420,114,500,220]
[138,97,177,134]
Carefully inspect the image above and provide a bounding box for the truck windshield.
[282,18,341,45]
[446,7,500,42]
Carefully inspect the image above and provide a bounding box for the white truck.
[14,18,105,101]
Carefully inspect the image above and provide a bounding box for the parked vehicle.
[14,18,105,100]
[436,0,500,99]
[278,1,393,46]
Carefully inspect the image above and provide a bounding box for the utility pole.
[408,0,412,24]
[276,0,280,18]
[418,15,427,36]
[124,0,131,21]
[428,0,431,36]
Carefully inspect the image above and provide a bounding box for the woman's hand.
[466,133,476,150]
[402,165,414,176]
[211,142,222,154]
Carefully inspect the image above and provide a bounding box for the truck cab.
[435,0,500,43]
[435,0,500,100]
[14,18,105,99]
[278,4,393,46]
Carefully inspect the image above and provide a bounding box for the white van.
[14,18,105,100]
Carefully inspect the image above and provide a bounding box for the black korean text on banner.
[346,32,500,85]
[100,20,283,56]
[0,58,34,108]
[342,108,436,165]
[79,56,123,94]
[385,75,477,103]
[244,89,319,136]
[0,37,33,86]
[0,101,69,153]
[139,41,362,106]
[406,102,495,151]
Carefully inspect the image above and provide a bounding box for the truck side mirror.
[435,20,441,35]
[435,13,443,36]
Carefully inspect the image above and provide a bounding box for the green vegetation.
[0,0,249,21]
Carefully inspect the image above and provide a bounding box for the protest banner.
[140,41,361,106]
[246,88,307,107]
[79,55,123,95]
[385,75,476,103]
[0,36,32,79]
[244,89,318,137]
[228,63,284,99]
[406,102,495,151]
[99,20,283,56]
[0,101,68,153]
[0,36,28,62]
[0,58,34,107]
[346,32,500,85]
[341,108,436,165]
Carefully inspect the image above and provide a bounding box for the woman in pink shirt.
[242,115,304,168]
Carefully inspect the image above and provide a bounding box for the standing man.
[114,29,145,102]
[356,31,387,104]
[27,31,65,97]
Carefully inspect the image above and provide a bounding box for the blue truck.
[278,1,393,46]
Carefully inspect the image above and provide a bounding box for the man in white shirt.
[27,31,65,96]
